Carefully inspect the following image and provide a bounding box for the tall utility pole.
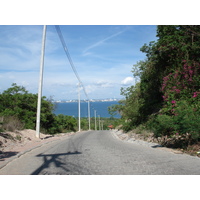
[94,110,97,130]
[36,25,47,138]
[78,83,81,132]
[88,100,91,130]
[98,115,101,130]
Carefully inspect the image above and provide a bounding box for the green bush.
[174,100,200,140]
[147,100,200,142]
[49,114,77,133]
[147,114,174,137]
[0,84,79,134]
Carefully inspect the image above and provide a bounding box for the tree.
[120,25,200,142]
[0,83,78,134]
[0,83,55,132]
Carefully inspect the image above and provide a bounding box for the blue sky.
[0,25,158,100]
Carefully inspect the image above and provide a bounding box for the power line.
[55,25,92,130]
[55,25,105,125]
[55,25,89,100]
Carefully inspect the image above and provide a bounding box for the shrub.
[147,100,200,146]
[147,114,174,138]
[15,135,22,141]
[1,116,24,132]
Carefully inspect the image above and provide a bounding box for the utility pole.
[94,110,97,130]
[36,25,46,138]
[78,83,81,132]
[88,100,91,130]
[98,115,101,130]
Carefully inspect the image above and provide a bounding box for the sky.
[0,25,158,100]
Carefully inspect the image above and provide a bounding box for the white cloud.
[85,85,96,94]
[121,76,134,86]
[94,80,114,88]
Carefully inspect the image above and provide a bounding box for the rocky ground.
[0,129,50,152]
[113,129,200,157]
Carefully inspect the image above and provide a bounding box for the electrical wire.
[55,25,89,100]
[55,25,103,129]
[55,26,105,121]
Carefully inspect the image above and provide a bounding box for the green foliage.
[47,114,77,134]
[80,117,90,131]
[119,25,200,146]
[15,135,22,141]
[108,103,123,118]
[147,114,175,138]
[147,100,200,147]
[121,83,143,125]
[0,83,55,131]
[0,83,77,134]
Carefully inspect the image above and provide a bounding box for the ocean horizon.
[53,101,121,118]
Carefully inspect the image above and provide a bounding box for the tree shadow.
[0,151,19,161]
[151,144,163,148]
[31,151,83,175]
[0,132,15,140]
[42,135,54,140]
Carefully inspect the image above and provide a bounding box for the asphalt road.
[0,130,200,175]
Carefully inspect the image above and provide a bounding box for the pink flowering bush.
[161,60,200,115]
[149,60,200,143]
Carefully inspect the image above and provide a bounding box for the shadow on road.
[31,151,82,175]
[0,151,19,161]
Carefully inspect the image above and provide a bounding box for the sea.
[53,101,121,118]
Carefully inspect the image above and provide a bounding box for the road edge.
[0,132,78,170]
[110,129,189,155]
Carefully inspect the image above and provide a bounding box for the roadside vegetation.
[0,83,77,134]
[110,25,200,152]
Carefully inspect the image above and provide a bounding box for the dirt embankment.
[0,129,52,152]
[0,129,75,162]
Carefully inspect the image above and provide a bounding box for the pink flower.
[163,77,169,81]
[193,92,198,98]
[171,100,176,104]
[189,70,193,75]
[175,89,181,93]
[174,73,179,78]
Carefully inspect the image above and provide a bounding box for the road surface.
[0,130,199,175]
